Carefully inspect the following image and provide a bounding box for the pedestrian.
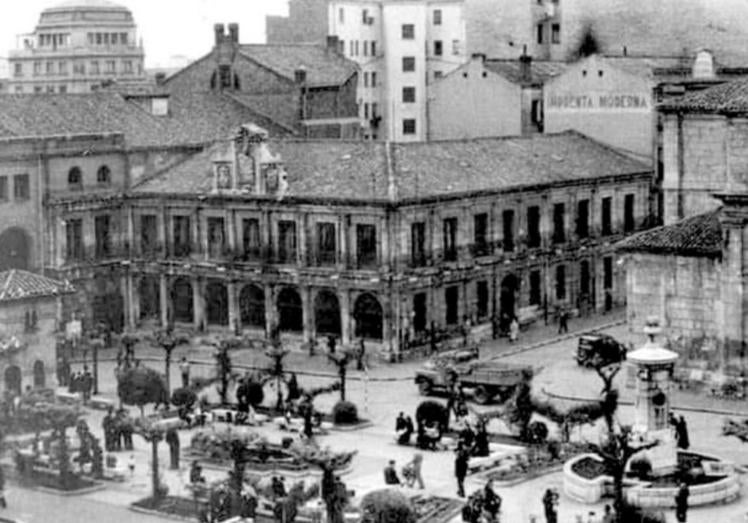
[491,314,500,340]
[356,338,366,371]
[429,321,438,355]
[102,407,115,452]
[383,460,400,485]
[558,309,569,334]
[543,488,558,523]
[509,317,520,343]
[0,462,7,508]
[327,335,337,355]
[190,461,206,484]
[675,482,689,522]
[166,428,180,469]
[179,356,190,388]
[601,504,615,523]
[483,479,501,521]
[82,366,93,402]
[454,442,469,497]
[677,415,690,450]
[462,315,472,346]
[128,454,136,478]
[407,453,424,489]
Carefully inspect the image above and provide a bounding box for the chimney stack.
[294,67,307,85]
[623,45,628,57]
[228,23,239,44]
[519,45,532,83]
[326,35,340,54]
[214,23,225,45]
[471,52,486,63]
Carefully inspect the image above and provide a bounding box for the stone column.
[131,275,141,326]
[264,284,275,338]
[159,274,169,327]
[121,274,132,329]
[227,280,238,333]
[192,276,204,330]
[301,286,313,348]
[340,289,351,346]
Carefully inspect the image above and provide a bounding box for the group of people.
[67,365,94,402]
[383,454,425,490]
[101,407,135,452]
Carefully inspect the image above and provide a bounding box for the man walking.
[454,442,470,497]
[558,309,569,334]
[356,338,366,371]
[675,482,689,522]
[543,488,558,523]
[166,428,180,470]
[179,357,191,388]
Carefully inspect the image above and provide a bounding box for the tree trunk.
[276,376,284,412]
[164,348,173,396]
[339,367,346,402]
[151,438,160,500]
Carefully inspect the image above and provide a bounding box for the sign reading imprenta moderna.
[546,92,650,112]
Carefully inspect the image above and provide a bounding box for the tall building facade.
[266,0,329,45]
[328,0,467,141]
[7,0,147,94]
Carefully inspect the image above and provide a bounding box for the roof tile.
[0,270,74,303]
[617,209,722,257]
[238,44,357,87]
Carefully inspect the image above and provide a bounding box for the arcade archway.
[353,293,383,340]
[314,290,341,337]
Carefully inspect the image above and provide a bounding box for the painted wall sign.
[546,92,650,112]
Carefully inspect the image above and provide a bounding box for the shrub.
[360,488,416,523]
[171,387,197,409]
[332,401,359,425]
[415,400,448,432]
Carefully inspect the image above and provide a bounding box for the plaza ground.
[4,309,748,522]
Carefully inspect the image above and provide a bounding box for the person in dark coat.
[677,415,690,450]
[0,462,6,508]
[166,428,180,469]
[483,479,501,521]
[356,338,366,371]
[286,373,300,403]
[454,442,470,498]
[558,309,569,334]
[383,460,400,485]
[190,461,206,484]
[102,407,115,451]
[675,482,689,522]
[543,488,558,523]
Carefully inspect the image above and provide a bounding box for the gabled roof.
[227,92,300,131]
[484,59,567,85]
[617,209,722,257]
[134,131,650,203]
[0,270,74,303]
[659,77,748,113]
[238,44,357,87]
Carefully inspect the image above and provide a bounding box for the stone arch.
[239,284,265,328]
[206,280,229,326]
[68,166,82,190]
[353,292,383,340]
[277,287,303,332]
[314,289,341,337]
[139,275,160,320]
[4,365,21,395]
[172,277,193,324]
[33,360,45,388]
[0,227,30,271]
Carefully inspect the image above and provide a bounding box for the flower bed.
[132,496,200,520]
[482,442,588,484]
[412,495,463,523]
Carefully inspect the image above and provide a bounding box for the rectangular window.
[411,221,426,267]
[13,174,29,200]
[576,199,589,239]
[527,205,541,248]
[219,65,231,88]
[317,222,336,265]
[434,40,443,56]
[604,256,613,289]
[105,60,116,73]
[355,40,359,55]
[46,86,55,94]
[33,61,41,76]
[371,72,377,87]
[363,40,368,56]
[362,9,368,24]
[123,60,133,74]
[551,23,561,44]
[434,71,443,79]
[0,177,7,201]
[371,41,377,56]
[356,223,377,267]
[363,72,369,87]
[602,197,612,235]
[140,215,158,255]
[58,85,67,93]
[555,265,566,300]
[443,217,458,261]
[537,23,544,44]
[433,9,442,25]
[58,61,67,75]
[553,203,565,243]
[580,260,590,297]
[364,103,369,119]
[207,217,226,259]
[172,215,191,257]
[95,215,112,258]
[530,270,542,306]
[403,119,416,135]
[66,219,83,261]
[349,40,354,55]
[111,33,118,45]
[74,61,85,75]
[414,293,427,333]
[338,7,344,23]
[477,281,489,319]
[278,220,297,263]
[120,33,128,45]
[624,194,635,232]
[452,39,460,55]
[46,61,54,75]
[445,285,459,325]
[402,56,415,72]
[242,218,261,260]
[90,61,100,75]
[502,210,515,252]
[34,86,43,94]
[402,24,415,39]
[473,213,489,255]
[371,103,378,117]
[14,63,22,77]
[402,86,415,103]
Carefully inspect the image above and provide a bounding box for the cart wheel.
[418,380,433,396]
[473,386,491,405]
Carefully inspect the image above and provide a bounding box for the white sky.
[0,0,290,68]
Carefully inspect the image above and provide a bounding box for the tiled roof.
[484,59,567,85]
[227,92,300,131]
[0,270,74,303]
[617,210,722,257]
[238,44,357,87]
[660,78,748,113]
[135,131,650,202]
[0,93,169,147]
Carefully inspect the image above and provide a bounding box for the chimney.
[294,67,307,84]
[519,45,532,83]
[214,23,225,46]
[228,23,239,44]
[154,72,166,86]
[471,52,486,63]
[326,35,340,54]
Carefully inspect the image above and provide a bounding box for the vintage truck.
[414,347,533,404]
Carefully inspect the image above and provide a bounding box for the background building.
[7,0,147,94]
[327,0,466,141]
[266,0,329,45]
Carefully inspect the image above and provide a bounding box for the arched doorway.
[172,277,194,324]
[314,290,341,337]
[206,281,229,326]
[500,274,519,323]
[4,365,21,395]
[354,293,383,340]
[0,227,30,271]
[139,276,160,320]
[277,287,303,332]
[33,360,45,388]
[239,284,265,328]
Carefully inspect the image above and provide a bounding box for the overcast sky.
[0,0,290,68]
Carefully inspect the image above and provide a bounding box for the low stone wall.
[625,474,740,508]
[563,454,609,503]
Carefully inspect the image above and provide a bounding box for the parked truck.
[414,347,533,404]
